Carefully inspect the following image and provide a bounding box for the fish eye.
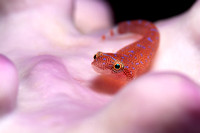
[113,61,124,71]
[93,54,96,59]
[114,64,121,69]
[93,52,103,60]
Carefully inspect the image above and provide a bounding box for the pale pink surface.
[0,0,200,133]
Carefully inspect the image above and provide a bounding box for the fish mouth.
[91,65,112,75]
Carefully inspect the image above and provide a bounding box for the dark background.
[106,0,196,24]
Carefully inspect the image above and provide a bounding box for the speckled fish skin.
[92,20,159,81]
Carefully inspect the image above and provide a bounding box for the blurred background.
[106,0,196,23]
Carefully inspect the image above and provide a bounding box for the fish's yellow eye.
[113,61,124,72]
[114,63,121,69]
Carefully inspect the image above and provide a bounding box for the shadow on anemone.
[90,75,127,95]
